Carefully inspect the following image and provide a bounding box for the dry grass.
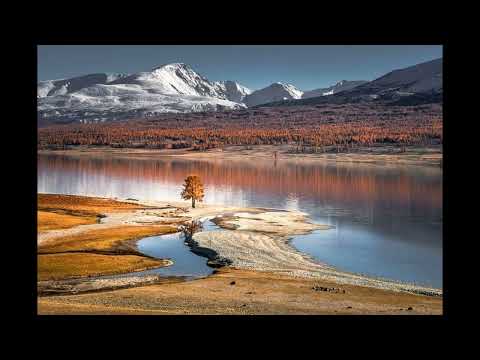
[38,225,176,280]
[37,193,149,233]
[38,253,167,281]
[39,225,177,253]
[38,194,178,280]
[38,193,145,215]
[38,210,97,232]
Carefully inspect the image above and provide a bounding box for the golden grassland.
[38,193,145,216]
[38,210,97,232]
[39,225,177,253]
[38,253,168,281]
[38,194,177,281]
[38,268,443,315]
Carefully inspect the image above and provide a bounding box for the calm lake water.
[38,153,443,288]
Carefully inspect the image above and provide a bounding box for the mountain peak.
[271,82,291,87]
[213,80,252,102]
[244,82,303,107]
[151,62,188,71]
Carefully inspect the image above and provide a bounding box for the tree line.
[38,103,442,151]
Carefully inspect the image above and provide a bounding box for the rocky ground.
[38,268,442,315]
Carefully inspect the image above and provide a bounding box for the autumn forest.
[38,103,443,152]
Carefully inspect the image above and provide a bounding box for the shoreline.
[190,212,442,297]
[37,194,443,314]
[37,144,443,168]
[38,267,442,315]
[38,193,442,297]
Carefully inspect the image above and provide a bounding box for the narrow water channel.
[103,219,220,280]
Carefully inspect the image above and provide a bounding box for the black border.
[15,28,456,335]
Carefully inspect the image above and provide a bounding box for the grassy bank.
[38,210,98,232]
[38,194,176,281]
[38,253,169,281]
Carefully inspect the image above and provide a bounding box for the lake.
[38,153,443,288]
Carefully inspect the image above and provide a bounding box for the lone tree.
[181,175,204,208]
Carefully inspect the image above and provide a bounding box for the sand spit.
[215,211,329,235]
[192,212,442,297]
[37,199,252,246]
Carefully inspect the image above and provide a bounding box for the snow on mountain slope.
[38,63,246,123]
[38,73,128,98]
[213,80,252,102]
[302,80,367,98]
[38,58,443,123]
[108,63,228,98]
[244,82,303,107]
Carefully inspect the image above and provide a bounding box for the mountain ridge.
[255,58,442,108]
[38,58,443,124]
[38,64,249,123]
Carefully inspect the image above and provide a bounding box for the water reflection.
[38,153,442,287]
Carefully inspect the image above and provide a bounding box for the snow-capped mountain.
[38,58,443,124]
[38,63,247,123]
[302,80,367,98]
[244,82,303,107]
[38,73,128,98]
[254,58,443,107]
[213,80,252,103]
[108,63,229,98]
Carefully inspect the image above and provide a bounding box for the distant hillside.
[302,80,367,98]
[256,58,443,108]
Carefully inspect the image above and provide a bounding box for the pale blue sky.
[38,45,442,90]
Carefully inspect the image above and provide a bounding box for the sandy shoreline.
[38,194,442,297]
[191,212,441,296]
[38,144,443,168]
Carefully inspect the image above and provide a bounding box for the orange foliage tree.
[181,175,205,208]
